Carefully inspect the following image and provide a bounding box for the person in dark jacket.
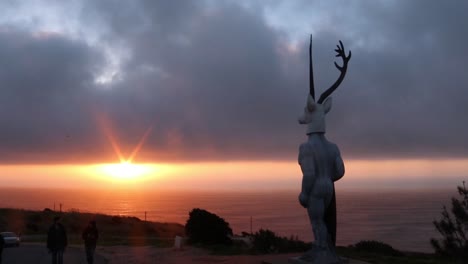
[82,220,99,264]
[47,216,67,264]
[0,232,4,264]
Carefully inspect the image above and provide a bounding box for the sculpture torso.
[298,133,344,206]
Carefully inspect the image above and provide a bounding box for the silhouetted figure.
[0,232,4,264]
[47,216,67,264]
[82,220,99,264]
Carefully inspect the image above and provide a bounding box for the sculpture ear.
[323,97,332,114]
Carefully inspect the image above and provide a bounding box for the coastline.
[0,207,451,263]
[0,187,453,253]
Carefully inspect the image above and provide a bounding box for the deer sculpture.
[295,35,351,263]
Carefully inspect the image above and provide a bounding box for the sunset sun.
[99,161,152,180]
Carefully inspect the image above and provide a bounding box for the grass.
[206,244,453,263]
[202,236,453,264]
[336,246,452,264]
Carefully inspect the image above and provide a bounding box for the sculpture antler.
[317,40,351,104]
[309,35,315,101]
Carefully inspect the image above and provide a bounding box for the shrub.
[353,240,402,256]
[431,181,468,262]
[27,213,42,223]
[252,229,310,254]
[185,208,232,245]
[252,229,277,253]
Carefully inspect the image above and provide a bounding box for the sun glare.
[93,113,157,182]
[98,162,152,180]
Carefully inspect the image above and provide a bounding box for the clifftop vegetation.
[0,208,184,246]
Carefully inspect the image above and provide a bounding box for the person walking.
[0,232,4,264]
[82,220,99,264]
[47,216,67,264]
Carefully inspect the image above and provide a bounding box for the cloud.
[0,0,467,163]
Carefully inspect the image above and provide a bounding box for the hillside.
[0,208,185,246]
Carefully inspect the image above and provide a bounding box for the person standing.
[47,216,67,264]
[82,220,98,264]
[0,232,4,264]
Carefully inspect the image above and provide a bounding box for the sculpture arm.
[298,144,314,207]
[301,172,314,195]
[333,145,345,182]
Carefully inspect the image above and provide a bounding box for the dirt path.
[2,244,107,264]
[99,246,293,264]
[99,246,368,264]
[3,244,367,263]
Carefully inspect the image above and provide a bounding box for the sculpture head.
[299,35,351,135]
[299,95,332,134]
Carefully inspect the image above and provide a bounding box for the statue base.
[288,244,344,264]
[264,257,367,264]
[288,256,345,264]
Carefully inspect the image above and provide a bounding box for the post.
[59,203,62,212]
[145,211,147,222]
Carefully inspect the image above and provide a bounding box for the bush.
[185,208,232,245]
[252,229,277,253]
[353,240,402,256]
[111,216,122,225]
[431,182,468,262]
[252,229,310,254]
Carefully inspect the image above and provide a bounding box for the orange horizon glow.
[0,158,467,190]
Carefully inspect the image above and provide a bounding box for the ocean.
[0,188,455,253]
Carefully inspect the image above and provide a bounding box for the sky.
[0,0,467,190]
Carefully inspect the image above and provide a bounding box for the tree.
[431,181,468,262]
[185,208,232,245]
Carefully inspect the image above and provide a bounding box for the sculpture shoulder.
[299,140,337,155]
[299,142,315,155]
[298,142,314,164]
[299,139,341,159]
[324,140,341,156]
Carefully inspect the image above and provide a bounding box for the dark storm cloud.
[321,0,468,158]
[0,28,110,162]
[0,0,467,163]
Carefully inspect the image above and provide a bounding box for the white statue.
[294,36,351,263]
